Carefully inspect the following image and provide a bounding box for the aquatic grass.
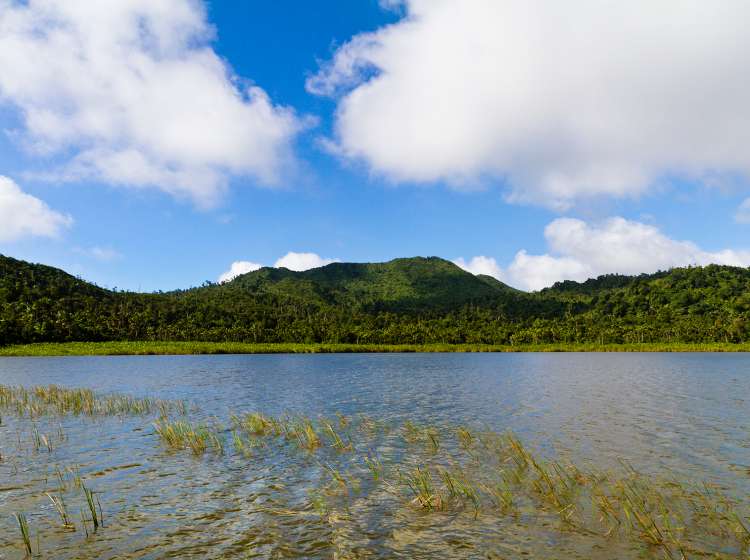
[320,419,352,451]
[323,463,350,494]
[439,467,480,515]
[185,410,750,554]
[3,400,749,558]
[46,492,74,530]
[81,483,103,530]
[0,384,185,419]
[481,478,515,513]
[364,455,383,481]
[15,512,32,557]
[456,426,475,450]
[298,418,321,451]
[231,412,278,437]
[153,419,224,456]
[401,466,444,511]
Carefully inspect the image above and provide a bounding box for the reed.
[46,492,75,530]
[81,483,102,530]
[153,418,224,456]
[439,467,480,514]
[401,466,444,511]
[364,455,383,481]
[0,384,183,418]
[231,412,277,437]
[321,419,351,451]
[15,512,32,557]
[5,398,749,557]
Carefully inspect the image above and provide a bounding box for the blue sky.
[1,1,749,291]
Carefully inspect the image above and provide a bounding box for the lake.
[1,353,748,558]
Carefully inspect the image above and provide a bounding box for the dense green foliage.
[2,254,750,346]
[3,341,750,357]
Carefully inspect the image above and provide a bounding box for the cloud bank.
[218,252,338,282]
[310,0,750,208]
[0,0,305,207]
[0,176,72,243]
[457,217,750,291]
[218,261,264,283]
[274,252,338,272]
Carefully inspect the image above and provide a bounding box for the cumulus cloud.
[458,217,750,291]
[309,1,750,208]
[218,261,263,283]
[219,252,338,282]
[453,256,502,279]
[0,0,305,207]
[274,252,338,271]
[0,175,72,242]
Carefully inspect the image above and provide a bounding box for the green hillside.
[227,257,516,311]
[1,254,749,345]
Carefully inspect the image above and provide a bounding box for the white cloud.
[218,261,263,283]
[459,217,750,291]
[218,252,339,282]
[505,251,590,291]
[735,198,750,224]
[0,175,72,242]
[73,246,122,262]
[274,252,338,271]
[309,1,750,208]
[453,256,502,279]
[0,0,306,207]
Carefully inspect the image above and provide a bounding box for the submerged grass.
[0,384,185,418]
[15,512,32,557]
[153,418,224,456]
[2,386,749,558]
[3,340,750,356]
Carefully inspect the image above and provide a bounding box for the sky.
[1,0,750,292]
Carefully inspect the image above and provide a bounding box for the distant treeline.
[1,255,749,346]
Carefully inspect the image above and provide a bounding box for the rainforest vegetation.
[1,254,750,347]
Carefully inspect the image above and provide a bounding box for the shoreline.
[2,340,750,356]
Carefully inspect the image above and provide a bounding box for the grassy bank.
[2,340,750,356]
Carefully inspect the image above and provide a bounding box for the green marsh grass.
[400,466,444,511]
[81,483,103,530]
[46,492,74,530]
[2,389,749,558]
[153,419,224,456]
[15,512,32,557]
[0,384,183,418]
[5,340,750,357]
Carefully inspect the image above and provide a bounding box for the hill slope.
[226,257,517,311]
[1,254,749,345]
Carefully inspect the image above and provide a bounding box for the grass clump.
[81,483,103,531]
[153,419,224,456]
[15,512,32,557]
[401,466,445,511]
[0,384,183,418]
[231,412,279,437]
[46,492,75,530]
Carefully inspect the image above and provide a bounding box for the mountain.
[225,257,517,311]
[1,254,749,345]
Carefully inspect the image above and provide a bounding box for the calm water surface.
[0,353,748,558]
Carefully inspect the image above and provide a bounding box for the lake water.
[0,353,748,558]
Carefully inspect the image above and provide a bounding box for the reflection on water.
[0,353,748,558]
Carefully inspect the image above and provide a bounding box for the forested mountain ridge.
[1,254,749,345]
[226,257,518,311]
